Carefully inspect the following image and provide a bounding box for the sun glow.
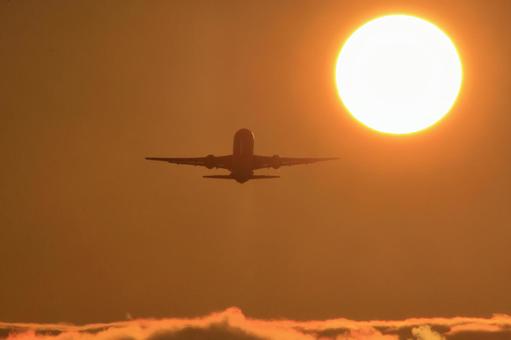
[336,15,463,134]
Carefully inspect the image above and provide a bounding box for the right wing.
[145,155,232,170]
[253,155,338,169]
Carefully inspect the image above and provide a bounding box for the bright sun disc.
[336,15,463,134]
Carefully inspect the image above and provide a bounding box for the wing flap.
[145,157,206,166]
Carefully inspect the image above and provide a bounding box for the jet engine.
[271,155,281,169]
[205,154,216,169]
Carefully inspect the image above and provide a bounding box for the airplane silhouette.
[146,128,337,183]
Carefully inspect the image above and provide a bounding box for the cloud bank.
[2,308,511,340]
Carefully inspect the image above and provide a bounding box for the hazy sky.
[1,0,510,325]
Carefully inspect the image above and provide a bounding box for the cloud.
[411,325,445,340]
[1,308,511,340]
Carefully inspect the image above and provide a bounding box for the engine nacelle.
[271,155,281,169]
[205,154,216,169]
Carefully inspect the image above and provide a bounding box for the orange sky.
[0,0,510,325]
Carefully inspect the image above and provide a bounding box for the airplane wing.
[145,155,232,170]
[253,155,338,169]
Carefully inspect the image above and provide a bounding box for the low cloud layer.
[2,308,511,340]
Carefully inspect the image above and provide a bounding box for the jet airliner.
[146,128,337,183]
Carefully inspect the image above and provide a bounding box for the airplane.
[146,128,337,183]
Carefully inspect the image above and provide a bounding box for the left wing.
[253,155,338,169]
[145,155,232,170]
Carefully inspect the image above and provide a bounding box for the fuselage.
[231,128,255,183]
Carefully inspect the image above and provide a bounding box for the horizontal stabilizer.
[203,175,280,181]
[203,175,235,180]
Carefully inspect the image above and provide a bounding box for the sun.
[336,15,463,134]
